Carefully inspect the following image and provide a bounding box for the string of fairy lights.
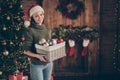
[113,0,120,72]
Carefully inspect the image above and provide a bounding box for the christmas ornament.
[57,38,64,43]
[15,36,18,40]
[81,39,90,56]
[41,38,46,44]
[3,26,7,31]
[7,16,10,20]
[17,17,21,21]
[9,4,13,9]
[2,40,7,46]
[21,36,25,41]
[15,60,18,65]
[16,27,20,31]
[68,39,75,56]
[3,50,9,56]
[0,71,2,75]
[20,5,23,8]
[44,42,49,46]
[52,39,57,45]
[10,41,14,44]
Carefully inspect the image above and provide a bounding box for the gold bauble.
[0,71,2,75]
[3,26,7,31]
[3,50,9,56]
[7,16,10,20]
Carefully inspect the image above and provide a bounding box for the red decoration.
[68,39,75,56]
[15,36,18,40]
[17,17,21,21]
[57,38,63,43]
[21,37,25,41]
[9,4,13,9]
[15,60,18,64]
[68,46,75,56]
[68,24,73,28]
[81,39,90,56]
[2,40,7,46]
[9,72,23,80]
[81,47,87,56]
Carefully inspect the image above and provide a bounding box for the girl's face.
[32,11,44,25]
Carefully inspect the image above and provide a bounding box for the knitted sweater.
[23,23,51,65]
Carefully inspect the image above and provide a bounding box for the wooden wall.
[22,0,100,28]
[43,0,100,28]
[22,0,100,75]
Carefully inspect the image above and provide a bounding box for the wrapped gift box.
[9,72,23,80]
[22,76,28,80]
[35,42,66,62]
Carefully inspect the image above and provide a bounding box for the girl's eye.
[40,14,44,16]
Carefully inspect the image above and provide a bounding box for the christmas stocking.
[68,39,75,56]
[81,39,90,56]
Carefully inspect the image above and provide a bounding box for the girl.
[23,4,53,80]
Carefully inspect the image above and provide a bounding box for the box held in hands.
[35,42,66,62]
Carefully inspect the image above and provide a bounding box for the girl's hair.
[30,16,44,25]
[30,17,35,25]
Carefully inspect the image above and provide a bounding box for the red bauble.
[15,36,18,40]
[15,60,18,64]
[68,24,73,28]
[17,17,21,21]
[9,4,13,9]
[2,41,7,46]
[21,37,25,41]
[57,38,64,43]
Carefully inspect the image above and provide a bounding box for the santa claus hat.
[24,4,44,27]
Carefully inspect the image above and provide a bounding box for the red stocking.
[68,39,75,56]
[68,46,75,56]
[81,47,87,56]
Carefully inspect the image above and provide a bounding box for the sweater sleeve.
[23,29,33,51]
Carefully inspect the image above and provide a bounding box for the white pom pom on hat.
[24,4,44,27]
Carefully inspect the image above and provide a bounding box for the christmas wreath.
[56,0,85,19]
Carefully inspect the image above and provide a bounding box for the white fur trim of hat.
[24,4,44,28]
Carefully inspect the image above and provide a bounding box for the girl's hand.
[36,54,47,62]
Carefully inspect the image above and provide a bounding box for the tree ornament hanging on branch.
[56,0,85,19]
[3,50,9,56]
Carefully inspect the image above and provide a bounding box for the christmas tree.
[0,0,29,79]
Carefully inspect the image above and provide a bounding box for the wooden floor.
[54,74,120,80]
